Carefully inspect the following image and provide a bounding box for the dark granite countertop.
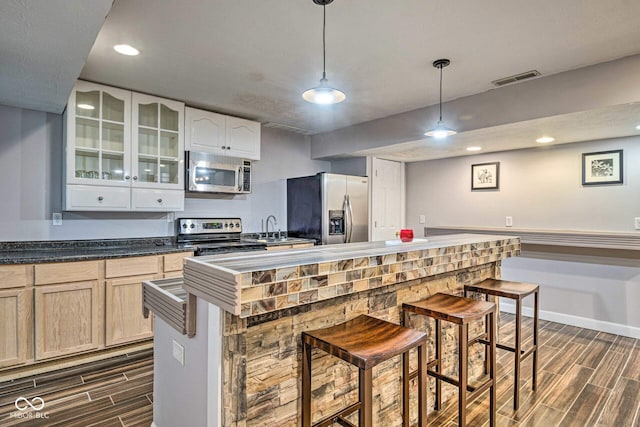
[0,237,196,264]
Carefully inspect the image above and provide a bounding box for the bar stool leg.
[458,323,468,426]
[514,298,522,410]
[418,344,427,427]
[533,290,539,391]
[402,348,409,427]
[359,368,373,427]
[484,293,490,375]
[489,311,497,427]
[435,318,442,410]
[302,342,312,427]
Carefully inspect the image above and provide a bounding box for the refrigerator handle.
[347,195,354,243]
[342,195,349,243]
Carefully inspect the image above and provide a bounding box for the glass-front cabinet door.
[132,93,184,190]
[66,82,131,186]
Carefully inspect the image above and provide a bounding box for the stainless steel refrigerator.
[287,173,369,245]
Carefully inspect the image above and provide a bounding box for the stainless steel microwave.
[186,151,252,194]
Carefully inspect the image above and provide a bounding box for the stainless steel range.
[177,217,266,255]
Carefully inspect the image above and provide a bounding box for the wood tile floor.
[0,315,638,426]
[0,349,153,426]
[431,313,640,427]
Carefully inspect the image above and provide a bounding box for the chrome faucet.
[265,215,277,239]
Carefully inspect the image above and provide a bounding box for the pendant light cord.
[322,4,327,80]
[438,63,443,122]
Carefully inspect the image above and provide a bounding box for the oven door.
[188,160,244,193]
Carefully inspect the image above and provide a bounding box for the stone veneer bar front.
[172,234,520,426]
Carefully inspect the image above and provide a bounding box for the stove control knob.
[190,224,195,229]
[182,224,187,228]
[229,223,234,228]
[235,222,240,228]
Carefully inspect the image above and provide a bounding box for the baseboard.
[500,301,640,339]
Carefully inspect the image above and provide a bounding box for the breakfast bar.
[150,234,520,427]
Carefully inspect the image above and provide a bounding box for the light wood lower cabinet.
[0,288,31,368]
[105,274,160,346]
[34,281,101,360]
[1,252,193,371]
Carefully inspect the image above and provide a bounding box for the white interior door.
[371,158,403,241]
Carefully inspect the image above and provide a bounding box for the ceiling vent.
[263,122,316,136]
[492,70,541,87]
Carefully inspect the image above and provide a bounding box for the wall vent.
[492,70,541,86]
[263,122,316,136]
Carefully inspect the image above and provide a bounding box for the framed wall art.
[581,150,623,185]
[471,162,499,190]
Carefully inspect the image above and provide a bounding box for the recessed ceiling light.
[113,44,140,56]
[635,125,640,130]
[536,136,555,143]
[466,146,482,151]
[77,103,95,110]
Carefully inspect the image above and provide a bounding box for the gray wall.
[0,104,331,241]
[405,136,640,232]
[405,137,640,334]
[329,157,367,176]
[310,54,640,159]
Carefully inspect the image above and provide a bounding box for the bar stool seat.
[464,279,539,410]
[403,293,497,427]
[302,314,428,427]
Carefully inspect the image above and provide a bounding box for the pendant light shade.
[302,0,346,105]
[425,59,456,138]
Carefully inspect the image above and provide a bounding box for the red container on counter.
[399,229,414,242]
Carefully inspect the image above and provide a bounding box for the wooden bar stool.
[464,279,539,410]
[403,293,497,427]
[302,314,428,427]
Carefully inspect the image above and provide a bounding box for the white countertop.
[186,233,513,274]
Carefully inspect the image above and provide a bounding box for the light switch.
[172,340,184,365]
[419,215,426,224]
[505,216,513,227]
[635,217,640,230]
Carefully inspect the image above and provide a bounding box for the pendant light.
[424,58,457,139]
[302,0,346,105]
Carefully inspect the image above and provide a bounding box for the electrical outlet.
[172,340,184,365]
[419,215,426,224]
[635,217,640,230]
[52,213,62,226]
[505,216,513,227]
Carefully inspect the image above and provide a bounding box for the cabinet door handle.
[221,146,226,149]
[133,176,138,181]
[226,146,231,150]
[157,198,163,203]
[125,175,131,180]
[98,196,104,201]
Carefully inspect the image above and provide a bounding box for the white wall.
[405,137,640,336]
[0,104,331,241]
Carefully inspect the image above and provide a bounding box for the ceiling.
[2,0,640,160]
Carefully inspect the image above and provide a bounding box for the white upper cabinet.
[66,81,132,189]
[64,81,185,212]
[185,107,260,160]
[132,93,184,191]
